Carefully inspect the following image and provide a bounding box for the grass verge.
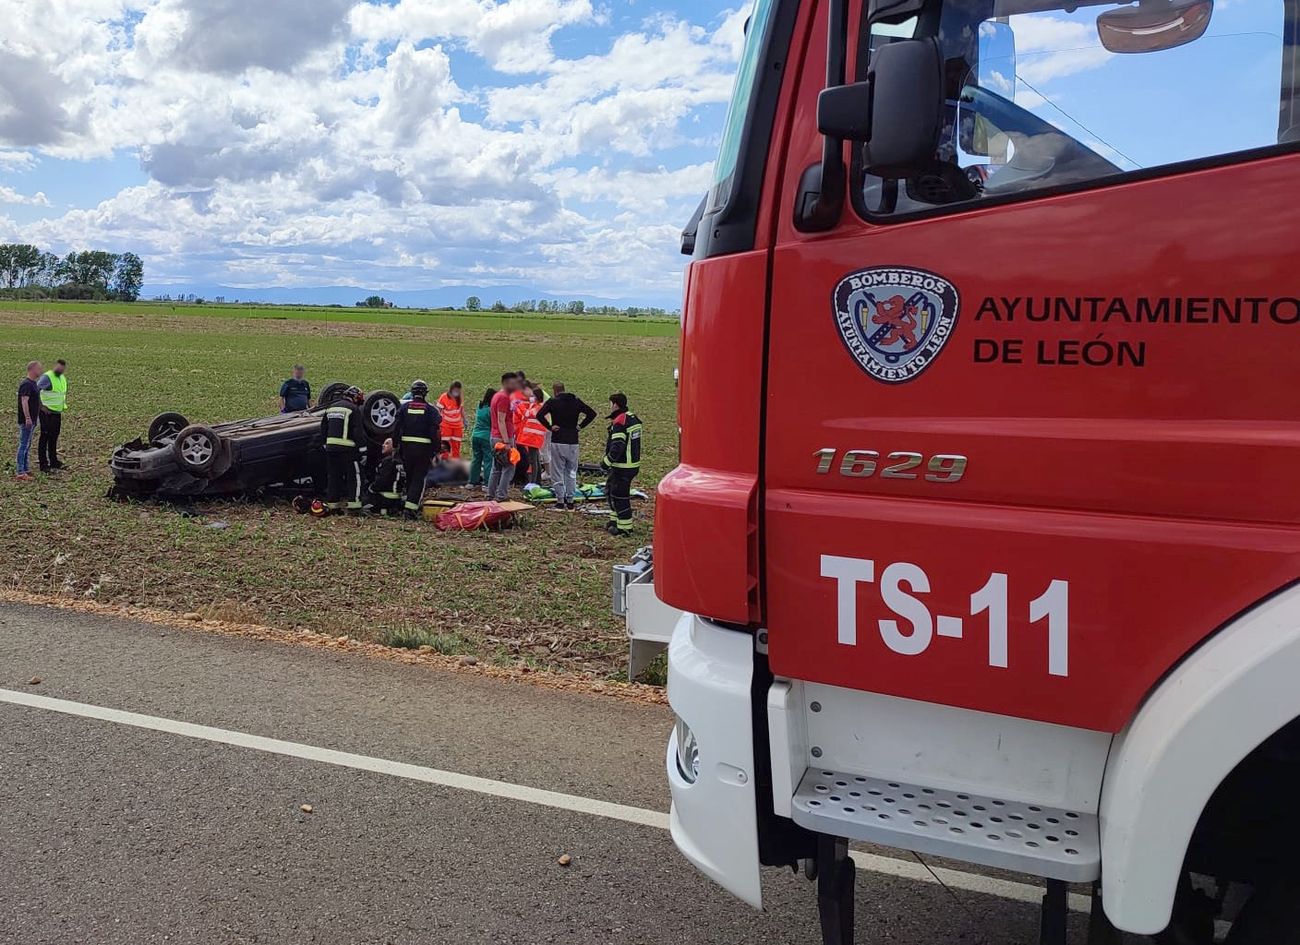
[0,306,678,682]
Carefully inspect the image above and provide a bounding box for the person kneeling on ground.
[395,380,441,519]
[601,392,643,536]
[537,382,596,510]
[365,439,405,515]
[321,386,365,513]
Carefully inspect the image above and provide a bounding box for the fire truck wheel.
[1224,883,1300,944]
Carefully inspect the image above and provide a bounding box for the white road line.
[1,687,1088,912]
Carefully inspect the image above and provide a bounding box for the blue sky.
[0,0,748,305]
[1003,1,1283,171]
[0,0,1287,305]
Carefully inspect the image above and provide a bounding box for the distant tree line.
[0,244,145,301]
[464,295,673,318]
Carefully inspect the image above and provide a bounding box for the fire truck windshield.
[709,0,778,214]
[860,0,1295,217]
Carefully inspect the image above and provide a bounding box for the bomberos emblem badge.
[832,266,959,384]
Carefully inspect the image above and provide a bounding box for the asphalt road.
[0,603,1116,944]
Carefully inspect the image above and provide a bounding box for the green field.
[0,303,679,680]
[2,299,681,337]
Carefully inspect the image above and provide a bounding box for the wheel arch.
[1100,580,1300,935]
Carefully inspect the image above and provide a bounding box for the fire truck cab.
[646,0,1300,940]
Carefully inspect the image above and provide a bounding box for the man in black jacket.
[394,379,441,519]
[601,392,642,535]
[536,382,596,510]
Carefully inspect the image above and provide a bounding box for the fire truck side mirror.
[818,82,874,142]
[862,38,943,178]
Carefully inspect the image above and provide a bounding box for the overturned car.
[109,383,400,499]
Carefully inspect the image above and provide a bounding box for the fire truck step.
[790,769,1100,883]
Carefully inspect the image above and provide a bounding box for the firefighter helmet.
[411,380,429,399]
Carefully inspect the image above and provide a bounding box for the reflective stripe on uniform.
[402,436,433,444]
[404,501,420,511]
[437,394,463,425]
[325,406,356,448]
[608,423,642,469]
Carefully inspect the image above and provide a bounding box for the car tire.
[319,382,353,407]
[148,412,190,443]
[1224,884,1300,944]
[362,390,400,440]
[172,425,223,477]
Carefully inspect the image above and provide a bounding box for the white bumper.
[666,613,762,908]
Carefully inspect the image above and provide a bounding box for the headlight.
[675,716,700,784]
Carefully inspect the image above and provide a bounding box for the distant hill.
[141,283,680,311]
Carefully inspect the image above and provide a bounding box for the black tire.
[1225,883,1300,944]
[318,382,353,407]
[148,412,189,443]
[362,390,400,440]
[172,425,223,476]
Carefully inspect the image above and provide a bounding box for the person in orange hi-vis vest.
[515,384,548,486]
[437,381,465,458]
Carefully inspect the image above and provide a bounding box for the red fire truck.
[642,0,1300,940]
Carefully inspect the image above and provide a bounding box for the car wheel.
[172,425,223,476]
[1224,883,1300,944]
[362,390,400,440]
[147,412,190,443]
[319,382,353,407]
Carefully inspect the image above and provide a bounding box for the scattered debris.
[205,520,230,530]
[300,804,314,814]
[557,854,572,867]
[459,655,478,667]
[28,676,41,686]
[183,612,202,621]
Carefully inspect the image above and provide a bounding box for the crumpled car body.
[109,387,400,499]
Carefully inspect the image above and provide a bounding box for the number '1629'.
[814,448,968,483]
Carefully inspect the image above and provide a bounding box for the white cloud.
[0,151,37,170]
[350,0,599,74]
[1008,13,1112,87]
[134,0,355,75]
[0,0,749,301]
[0,185,50,206]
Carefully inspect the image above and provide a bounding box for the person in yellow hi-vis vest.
[36,358,68,473]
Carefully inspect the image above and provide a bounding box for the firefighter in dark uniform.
[601,391,642,536]
[395,380,441,519]
[320,386,365,513]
